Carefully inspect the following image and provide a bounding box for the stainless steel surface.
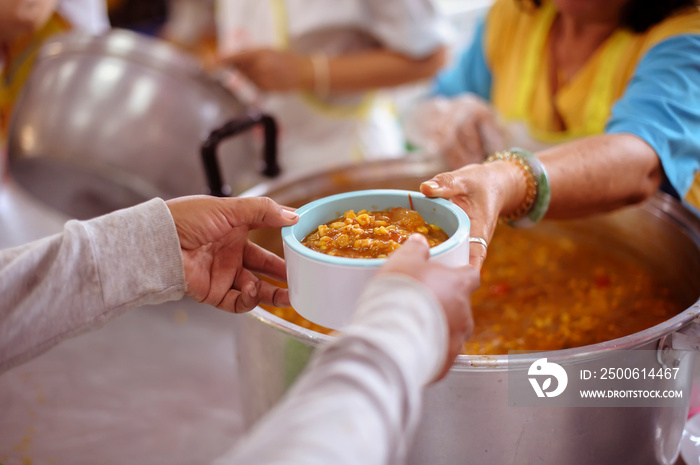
[0,180,67,247]
[0,298,244,465]
[236,157,700,465]
[7,29,269,219]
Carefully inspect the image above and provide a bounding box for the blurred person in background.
[215,0,451,177]
[0,0,109,148]
[407,0,700,269]
[158,0,218,62]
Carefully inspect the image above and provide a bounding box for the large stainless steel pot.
[235,157,700,465]
[6,29,279,219]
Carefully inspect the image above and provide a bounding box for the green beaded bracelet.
[508,147,550,228]
[486,148,551,228]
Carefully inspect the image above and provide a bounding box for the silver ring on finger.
[468,237,488,250]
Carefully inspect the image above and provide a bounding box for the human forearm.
[221,46,447,94]
[324,46,447,93]
[0,198,185,373]
[479,134,662,219]
[213,275,447,465]
[426,133,662,220]
[420,133,663,268]
[536,133,662,218]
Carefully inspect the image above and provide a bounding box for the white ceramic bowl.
[281,189,470,329]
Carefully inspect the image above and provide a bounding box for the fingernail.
[281,208,298,219]
[248,284,257,297]
[406,234,428,244]
[422,181,439,190]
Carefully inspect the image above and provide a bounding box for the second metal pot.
[7,29,279,219]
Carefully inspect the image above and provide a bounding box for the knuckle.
[259,196,275,209]
[433,172,457,190]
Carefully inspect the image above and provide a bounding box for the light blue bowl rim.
[281,189,470,267]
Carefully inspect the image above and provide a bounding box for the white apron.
[58,0,110,35]
[216,0,428,176]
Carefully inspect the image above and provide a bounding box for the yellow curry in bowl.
[301,207,449,258]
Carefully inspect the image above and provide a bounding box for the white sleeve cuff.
[82,198,186,310]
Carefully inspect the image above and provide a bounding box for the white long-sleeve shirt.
[0,198,448,464]
[214,275,446,465]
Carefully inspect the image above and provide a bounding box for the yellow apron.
[215,0,404,175]
[1,14,72,146]
[485,0,700,209]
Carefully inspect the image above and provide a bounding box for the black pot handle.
[201,112,281,197]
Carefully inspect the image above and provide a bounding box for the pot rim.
[245,176,700,371]
[247,302,700,369]
[281,189,470,266]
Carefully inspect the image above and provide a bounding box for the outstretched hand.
[378,234,480,381]
[166,195,298,313]
[420,164,506,270]
[419,154,534,271]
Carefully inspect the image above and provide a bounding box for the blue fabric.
[606,34,700,201]
[432,17,492,100]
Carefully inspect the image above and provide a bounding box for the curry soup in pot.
[261,223,685,355]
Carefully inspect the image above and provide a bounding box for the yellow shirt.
[486,0,700,141]
[480,0,700,209]
[1,13,72,142]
